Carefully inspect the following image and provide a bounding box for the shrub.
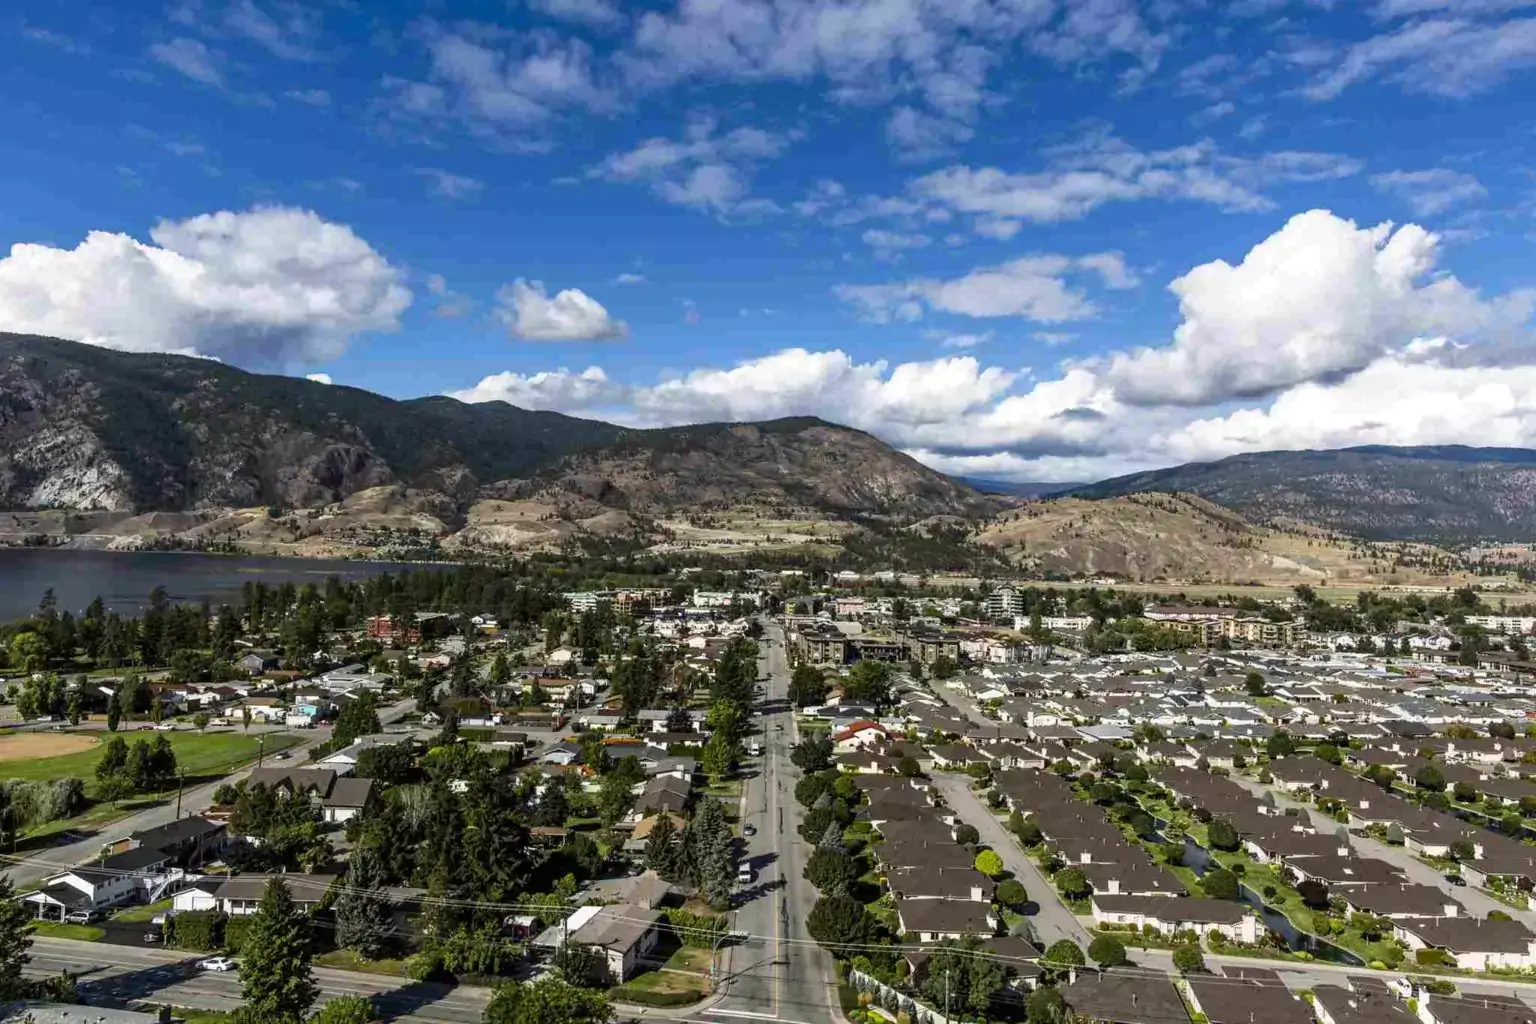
[1044,940,1084,968]
[1088,934,1127,967]
[223,915,255,954]
[1173,945,1206,973]
[995,879,1028,909]
[1201,869,1239,901]
[664,909,727,948]
[166,911,223,951]
[1415,948,1452,967]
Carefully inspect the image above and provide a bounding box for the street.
[6,698,417,888]
[700,625,839,1024]
[26,936,491,1023]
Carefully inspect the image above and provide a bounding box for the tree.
[239,877,318,1024]
[920,938,1005,1016]
[1014,817,1043,846]
[898,756,921,778]
[1202,868,1239,901]
[333,694,382,749]
[1266,730,1295,759]
[597,773,636,828]
[1026,986,1067,1024]
[1454,781,1477,803]
[806,894,875,953]
[818,822,846,854]
[1297,879,1329,908]
[106,700,121,733]
[643,812,682,880]
[701,733,734,782]
[1244,671,1267,697]
[1207,818,1239,852]
[309,997,375,1024]
[1416,763,1446,793]
[483,977,613,1024]
[96,736,129,783]
[790,735,833,774]
[931,656,957,681]
[995,878,1028,908]
[1043,940,1084,969]
[0,875,34,999]
[1172,945,1206,973]
[974,849,1005,878]
[804,849,859,894]
[955,823,980,847]
[1088,934,1127,967]
[841,660,893,709]
[788,665,829,709]
[1054,868,1089,900]
[334,847,393,959]
[7,633,47,675]
[1506,812,1527,836]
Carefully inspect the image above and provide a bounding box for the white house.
[1392,917,1536,971]
[1090,894,1259,943]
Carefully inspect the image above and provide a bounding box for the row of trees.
[95,735,178,801]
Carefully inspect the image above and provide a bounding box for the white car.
[199,957,237,972]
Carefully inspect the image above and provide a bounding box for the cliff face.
[0,334,993,526]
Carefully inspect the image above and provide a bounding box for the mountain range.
[0,334,994,556]
[1069,446,1536,543]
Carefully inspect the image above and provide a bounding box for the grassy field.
[0,730,299,784]
[113,898,173,923]
[609,946,711,1004]
[315,949,410,976]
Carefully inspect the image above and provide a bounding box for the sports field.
[0,730,298,782]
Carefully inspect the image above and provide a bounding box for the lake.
[0,548,435,621]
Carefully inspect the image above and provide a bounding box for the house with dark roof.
[1311,982,1416,1024]
[1061,971,1190,1024]
[123,815,226,868]
[1186,969,1313,1024]
[212,873,337,916]
[894,897,997,942]
[1392,916,1536,971]
[531,903,663,982]
[1340,883,1466,920]
[1418,991,1536,1024]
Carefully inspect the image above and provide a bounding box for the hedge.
[166,911,223,952]
[611,988,706,1008]
[224,915,255,954]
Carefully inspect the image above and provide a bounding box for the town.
[2,568,1536,1024]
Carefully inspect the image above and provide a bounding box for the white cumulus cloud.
[1104,209,1534,405]
[835,252,1137,323]
[496,279,628,341]
[305,372,333,385]
[0,206,411,365]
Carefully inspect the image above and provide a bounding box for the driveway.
[926,771,1091,949]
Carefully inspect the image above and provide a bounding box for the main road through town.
[700,623,840,1024]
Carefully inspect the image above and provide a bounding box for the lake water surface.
[0,548,432,621]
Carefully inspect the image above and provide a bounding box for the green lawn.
[609,946,711,1004]
[315,949,410,976]
[113,899,173,923]
[33,922,104,941]
[0,730,299,785]
[168,1010,235,1024]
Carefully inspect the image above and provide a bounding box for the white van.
[737,864,753,885]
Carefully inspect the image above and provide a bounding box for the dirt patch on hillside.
[0,733,97,761]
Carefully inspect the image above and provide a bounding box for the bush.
[975,850,1005,878]
[1088,934,1127,967]
[615,989,707,1008]
[664,909,727,948]
[1207,818,1239,852]
[166,910,223,951]
[223,914,255,954]
[1415,948,1453,967]
[1173,945,1206,973]
[1202,869,1239,901]
[955,823,980,847]
[1044,940,1084,968]
[995,879,1028,909]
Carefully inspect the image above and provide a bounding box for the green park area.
[0,729,298,785]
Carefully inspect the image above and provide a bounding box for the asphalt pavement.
[700,625,840,1024]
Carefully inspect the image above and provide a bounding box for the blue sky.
[3,0,1536,483]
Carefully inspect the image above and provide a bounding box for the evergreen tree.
[818,822,846,854]
[238,878,318,1024]
[644,813,681,880]
[0,874,34,999]
[335,847,394,959]
[95,737,129,783]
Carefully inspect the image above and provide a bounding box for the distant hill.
[0,334,995,555]
[959,477,1083,498]
[1071,446,1536,543]
[975,491,1467,585]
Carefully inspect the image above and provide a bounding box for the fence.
[847,968,975,1024]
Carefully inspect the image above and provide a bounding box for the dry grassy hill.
[974,491,1473,586]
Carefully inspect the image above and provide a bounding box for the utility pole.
[257,732,266,767]
[174,770,185,818]
[944,966,951,1022]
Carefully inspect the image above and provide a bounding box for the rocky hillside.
[0,335,993,553]
[1071,446,1536,543]
[976,492,1469,585]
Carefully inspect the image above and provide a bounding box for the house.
[1079,861,1187,898]
[319,777,376,822]
[315,735,410,776]
[1090,894,1259,943]
[541,741,583,766]
[123,815,227,868]
[894,897,997,941]
[888,867,993,903]
[238,651,279,676]
[22,864,143,921]
[831,720,890,752]
[1340,884,1464,920]
[1392,917,1536,971]
[208,873,337,916]
[244,767,375,823]
[625,812,686,852]
[1186,969,1313,1024]
[532,903,662,982]
[1061,972,1190,1024]
[1311,982,1417,1024]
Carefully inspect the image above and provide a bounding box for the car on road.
[1445,873,1467,886]
[155,722,176,731]
[743,824,757,837]
[737,864,754,884]
[199,957,237,972]
[272,751,290,761]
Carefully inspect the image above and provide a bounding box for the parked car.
[155,722,176,731]
[199,957,237,972]
[143,932,160,944]
[737,864,753,884]
[743,824,757,837]
[64,910,103,924]
[1445,873,1467,886]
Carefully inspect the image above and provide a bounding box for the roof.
[1342,883,1461,917]
[130,815,225,848]
[893,897,993,935]
[320,777,375,808]
[569,903,662,952]
[247,767,337,794]
[0,1000,166,1024]
[24,884,90,909]
[1062,971,1190,1024]
[1396,916,1536,954]
[99,846,172,872]
[1187,973,1313,1024]
[213,873,337,904]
